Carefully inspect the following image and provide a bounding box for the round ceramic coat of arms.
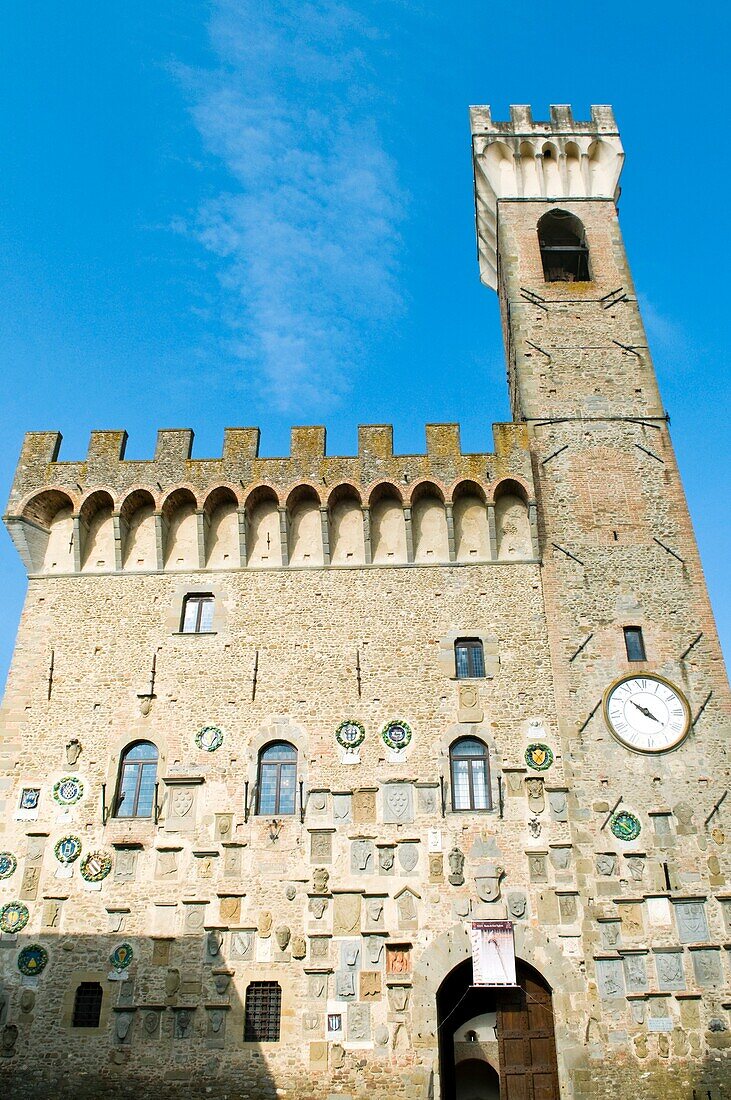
[110,942,134,970]
[52,776,84,806]
[0,852,17,879]
[525,743,554,771]
[0,901,30,934]
[381,719,412,752]
[54,835,82,864]
[335,720,366,751]
[17,944,49,976]
[80,850,112,882]
[610,811,641,842]
[195,726,224,752]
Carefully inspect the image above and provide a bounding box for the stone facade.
[0,104,729,1098]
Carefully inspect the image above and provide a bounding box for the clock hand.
[630,700,660,723]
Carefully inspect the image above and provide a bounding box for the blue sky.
[0,1,729,687]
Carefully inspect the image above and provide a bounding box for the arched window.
[72,981,103,1027]
[537,210,590,282]
[115,741,158,818]
[181,593,214,633]
[450,738,491,811]
[455,638,485,679]
[257,742,297,816]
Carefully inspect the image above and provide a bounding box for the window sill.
[172,631,218,637]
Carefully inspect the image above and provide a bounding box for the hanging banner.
[470,920,516,987]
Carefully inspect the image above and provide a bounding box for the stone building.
[0,104,729,1099]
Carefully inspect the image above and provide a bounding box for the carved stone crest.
[143,1011,160,1037]
[220,896,241,923]
[596,853,616,877]
[275,925,291,951]
[378,846,395,873]
[206,930,223,958]
[291,935,306,959]
[171,788,194,818]
[625,855,645,881]
[384,785,411,822]
[448,847,465,886]
[312,868,329,894]
[309,896,328,920]
[387,984,411,1012]
[508,892,527,920]
[333,894,361,936]
[230,930,254,959]
[396,890,418,926]
[548,789,568,821]
[115,1012,133,1042]
[65,739,82,766]
[360,971,382,1000]
[165,969,181,998]
[335,971,357,999]
[174,1009,193,1038]
[213,970,232,995]
[474,864,504,903]
[308,972,327,999]
[352,839,373,872]
[549,846,571,871]
[526,778,544,814]
[398,843,418,873]
[366,897,384,925]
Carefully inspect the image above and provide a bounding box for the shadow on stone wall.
[0,930,278,1100]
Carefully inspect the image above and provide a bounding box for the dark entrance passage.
[436,956,559,1100]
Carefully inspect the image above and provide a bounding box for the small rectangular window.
[455,639,485,679]
[72,982,103,1028]
[624,627,646,662]
[244,981,281,1042]
[181,594,214,634]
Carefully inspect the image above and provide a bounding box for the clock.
[603,673,691,754]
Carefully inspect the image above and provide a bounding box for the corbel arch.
[160,487,200,570]
[14,488,76,573]
[202,485,241,568]
[78,489,116,573]
[245,485,281,568]
[119,488,158,571]
[327,483,365,566]
[286,484,323,566]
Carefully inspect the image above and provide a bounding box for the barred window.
[181,593,215,633]
[72,982,103,1027]
[244,981,281,1042]
[450,737,491,812]
[455,638,485,679]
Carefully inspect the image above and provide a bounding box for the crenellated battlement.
[470,104,624,289]
[470,103,618,136]
[4,422,538,574]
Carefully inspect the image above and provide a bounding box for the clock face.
[603,674,691,754]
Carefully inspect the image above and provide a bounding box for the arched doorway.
[455,1058,500,1100]
[437,956,559,1100]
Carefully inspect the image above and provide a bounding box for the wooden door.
[497,973,560,1100]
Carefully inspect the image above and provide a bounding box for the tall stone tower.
[470,103,731,1090]
[0,104,728,1100]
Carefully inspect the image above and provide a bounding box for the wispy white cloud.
[177,0,405,412]
[638,293,696,372]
